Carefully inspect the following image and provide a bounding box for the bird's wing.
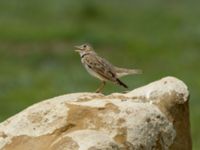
[84,54,117,82]
[91,56,128,88]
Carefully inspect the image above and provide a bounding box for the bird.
[74,43,142,93]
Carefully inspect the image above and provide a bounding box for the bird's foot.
[122,90,130,94]
[95,89,102,93]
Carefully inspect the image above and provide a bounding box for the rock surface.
[0,77,191,150]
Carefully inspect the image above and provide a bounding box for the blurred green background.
[0,0,199,148]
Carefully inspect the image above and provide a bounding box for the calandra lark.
[74,43,142,93]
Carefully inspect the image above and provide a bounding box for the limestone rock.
[0,76,191,150]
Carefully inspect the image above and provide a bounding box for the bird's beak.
[74,45,82,52]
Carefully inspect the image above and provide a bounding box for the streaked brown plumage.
[74,43,142,93]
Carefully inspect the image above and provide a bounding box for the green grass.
[0,0,199,149]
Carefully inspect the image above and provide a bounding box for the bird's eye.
[83,45,87,48]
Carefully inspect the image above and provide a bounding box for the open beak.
[74,45,82,52]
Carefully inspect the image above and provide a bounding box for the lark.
[74,43,142,93]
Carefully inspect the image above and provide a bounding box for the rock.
[0,76,191,150]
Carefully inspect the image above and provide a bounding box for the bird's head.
[74,43,93,53]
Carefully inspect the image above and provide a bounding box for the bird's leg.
[95,81,106,93]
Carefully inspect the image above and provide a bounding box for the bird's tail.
[115,67,142,78]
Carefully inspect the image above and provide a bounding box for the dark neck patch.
[81,53,90,58]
